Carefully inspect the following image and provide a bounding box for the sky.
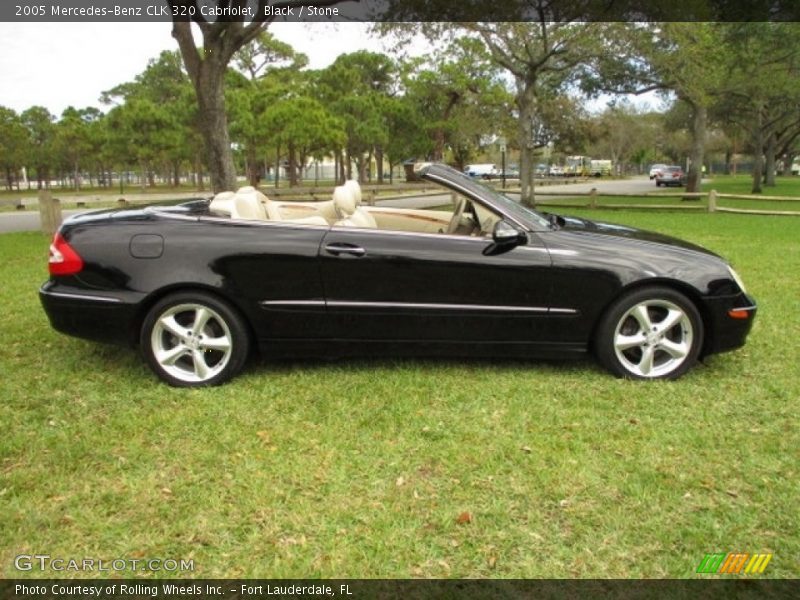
[0,22,659,118]
[0,22,384,116]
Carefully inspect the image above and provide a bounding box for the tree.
[712,23,800,192]
[381,16,601,206]
[262,96,345,186]
[0,106,27,191]
[102,50,198,187]
[20,106,56,189]
[52,107,101,190]
[317,51,398,182]
[166,0,346,192]
[228,34,309,186]
[234,31,307,79]
[589,102,660,174]
[584,23,729,193]
[397,37,512,169]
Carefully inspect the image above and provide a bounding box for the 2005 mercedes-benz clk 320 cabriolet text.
[40,164,756,387]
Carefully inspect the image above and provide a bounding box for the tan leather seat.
[333,184,377,228]
[209,191,235,216]
[231,188,268,221]
[282,215,329,226]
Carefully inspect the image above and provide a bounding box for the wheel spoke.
[631,304,653,332]
[659,338,689,359]
[159,315,187,339]
[200,335,231,352]
[615,332,646,351]
[638,345,655,375]
[657,309,684,333]
[191,307,212,336]
[156,344,188,366]
[192,349,210,379]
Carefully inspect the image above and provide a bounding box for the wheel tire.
[656,181,662,187]
[140,291,250,387]
[594,286,703,380]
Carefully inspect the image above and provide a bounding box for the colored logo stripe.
[697,553,772,574]
[697,553,726,573]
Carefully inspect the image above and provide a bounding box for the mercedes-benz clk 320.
[40,164,756,387]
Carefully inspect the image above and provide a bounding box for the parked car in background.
[649,164,669,179]
[464,164,498,179]
[548,165,565,177]
[655,166,686,187]
[40,163,755,386]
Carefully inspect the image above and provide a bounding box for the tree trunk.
[685,103,706,193]
[376,146,384,184]
[764,132,776,187]
[723,148,731,175]
[751,117,764,194]
[171,22,242,193]
[516,84,536,207]
[288,143,298,187]
[274,143,281,189]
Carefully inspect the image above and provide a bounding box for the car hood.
[554,214,721,259]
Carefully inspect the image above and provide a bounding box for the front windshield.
[474,180,552,229]
[428,166,552,229]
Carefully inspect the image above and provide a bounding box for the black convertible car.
[40,164,756,387]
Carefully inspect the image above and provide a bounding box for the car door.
[318,227,555,342]
[196,219,330,340]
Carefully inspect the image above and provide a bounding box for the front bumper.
[703,292,757,355]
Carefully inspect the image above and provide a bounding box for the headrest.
[333,185,357,218]
[232,189,267,220]
[236,185,271,203]
[344,179,362,205]
[209,191,235,215]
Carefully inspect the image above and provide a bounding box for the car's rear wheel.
[595,287,703,380]
[141,291,250,387]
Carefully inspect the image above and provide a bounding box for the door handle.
[324,243,366,257]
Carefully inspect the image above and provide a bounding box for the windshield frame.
[418,164,553,231]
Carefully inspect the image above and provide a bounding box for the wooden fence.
[11,182,800,235]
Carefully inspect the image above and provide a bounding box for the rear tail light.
[49,233,84,276]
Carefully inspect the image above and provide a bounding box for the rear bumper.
[703,292,757,355]
[39,281,140,346]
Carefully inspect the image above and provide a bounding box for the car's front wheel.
[595,287,703,380]
[141,291,250,387]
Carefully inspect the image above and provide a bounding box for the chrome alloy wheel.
[613,300,694,378]
[150,303,233,383]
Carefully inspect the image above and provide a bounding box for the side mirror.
[492,220,527,247]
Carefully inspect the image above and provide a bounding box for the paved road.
[0,209,87,234]
[532,175,656,197]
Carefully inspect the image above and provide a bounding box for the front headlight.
[728,265,747,294]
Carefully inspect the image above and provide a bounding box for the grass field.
[1,210,798,579]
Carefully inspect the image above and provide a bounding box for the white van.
[464,164,498,179]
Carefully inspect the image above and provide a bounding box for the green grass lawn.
[702,173,800,196]
[1,211,798,579]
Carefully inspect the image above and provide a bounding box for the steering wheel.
[447,197,467,234]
